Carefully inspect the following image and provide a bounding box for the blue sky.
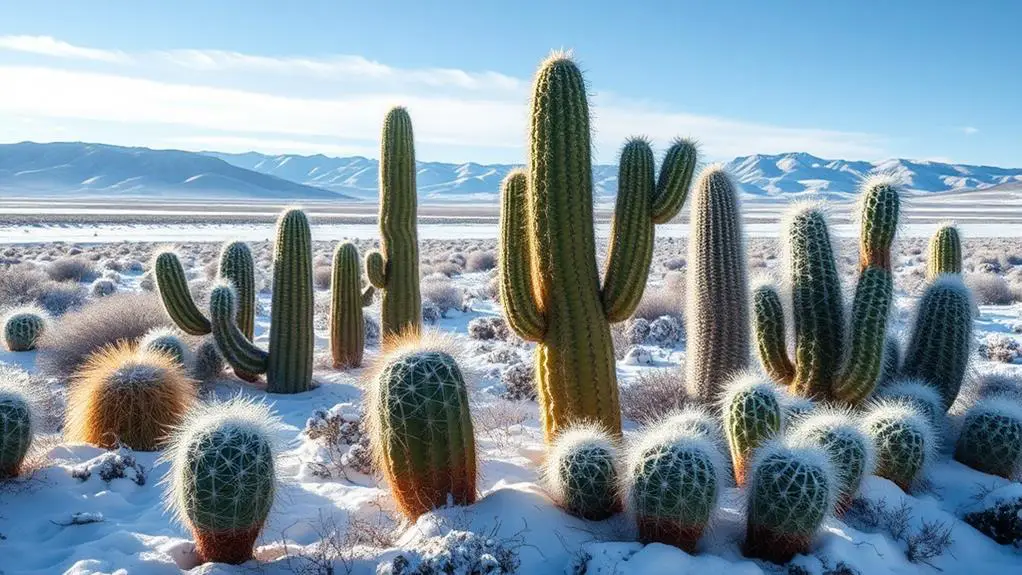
[0,0,1018,166]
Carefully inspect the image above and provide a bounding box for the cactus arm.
[154,251,212,336]
[365,250,387,288]
[266,209,314,393]
[498,170,546,341]
[601,138,656,323]
[650,138,698,224]
[752,283,795,386]
[361,285,375,307]
[833,267,894,403]
[209,285,269,375]
[218,241,255,339]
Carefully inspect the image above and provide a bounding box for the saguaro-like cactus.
[954,398,1022,479]
[790,409,875,515]
[499,54,696,442]
[368,342,476,520]
[2,306,49,352]
[753,176,901,404]
[0,367,34,478]
[863,399,934,491]
[685,166,749,402]
[926,223,962,280]
[209,209,314,394]
[722,372,784,486]
[365,107,422,342]
[544,423,621,520]
[330,242,374,368]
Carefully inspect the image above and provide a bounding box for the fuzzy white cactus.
[542,423,621,521]
[789,407,876,514]
[862,398,935,491]
[875,378,944,428]
[720,371,785,486]
[139,326,193,368]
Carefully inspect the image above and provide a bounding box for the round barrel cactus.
[0,367,35,478]
[658,406,725,448]
[790,408,875,515]
[139,326,192,367]
[863,399,935,491]
[721,371,784,486]
[543,424,620,520]
[875,378,944,429]
[954,397,1022,479]
[3,306,49,352]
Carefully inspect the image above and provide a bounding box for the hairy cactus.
[659,406,725,448]
[721,372,784,486]
[498,54,696,442]
[685,166,749,402]
[863,399,935,491]
[139,326,192,367]
[900,274,973,410]
[367,336,476,520]
[65,342,196,451]
[163,397,282,565]
[753,176,900,404]
[365,107,422,342]
[190,336,225,382]
[0,367,35,478]
[209,209,314,394]
[926,223,962,280]
[330,242,374,368]
[623,423,724,552]
[954,398,1022,479]
[790,408,875,515]
[3,305,49,352]
[744,439,836,563]
[875,378,944,429]
[543,423,620,520]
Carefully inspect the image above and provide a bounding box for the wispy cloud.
[960,126,979,135]
[0,35,130,63]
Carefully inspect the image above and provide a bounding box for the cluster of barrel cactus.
[3,306,49,352]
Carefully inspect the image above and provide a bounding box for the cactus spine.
[499,54,695,442]
[365,107,421,342]
[722,372,784,486]
[954,398,1022,479]
[790,409,875,515]
[685,166,749,402]
[926,223,962,280]
[330,242,373,368]
[0,368,34,478]
[863,399,934,491]
[368,341,476,520]
[2,306,49,352]
[209,209,314,394]
[544,424,621,520]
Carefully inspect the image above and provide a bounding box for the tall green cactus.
[753,176,900,404]
[330,242,374,369]
[685,166,749,402]
[722,372,784,486]
[926,223,962,280]
[365,107,421,343]
[209,209,314,394]
[499,54,696,443]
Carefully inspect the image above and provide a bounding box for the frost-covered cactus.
[368,338,476,520]
[863,399,935,491]
[685,165,749,402]
[954,398,1022,479]
[721,372,784,486]
[209,209,314,394]
[790,408,875,515]
[139,326,192,367]
[190,336,225,382]
[498,54,696,443]
[2,306,49,352]
[875,378,944,429]
[744,439,836,563]
[623,423,724,552]
[163,397,282,565]
[782,394,817,422]
[330,242,374,368]
[365,107,422,342]
[926,223,962,280]
[878,336,901,388]
[901,274,973,410]
[543,423,620,520]
[0,367,35,478]
[658,406,725,447]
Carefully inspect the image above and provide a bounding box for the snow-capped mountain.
[0,142,354,200]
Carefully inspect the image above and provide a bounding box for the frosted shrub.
[379,529,520,575]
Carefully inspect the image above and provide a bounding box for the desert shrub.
[421,301,441,325]
[122,260,145,274]
[465,250,497,272]
[101,270,122,284]
[648,315,684,347]
[967,274,1017,305]
[46,257,99,283]
[32,281,88,315]
[90,278,117,298]
[421,277,464,317]
[632,285,684,323]
[0,264,48,308]
[378,529,521,575]
[500,363,536,401]
[978,334,1022,364]
[623,318,651,345]
[467,317,510,341]
[303,404,375,479]
[365,315,381,346]
[313,266,332,290]
[662,257,686,271]
[102,259,123,272]
[620,368,686,425]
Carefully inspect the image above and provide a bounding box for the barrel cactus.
[3,306,49,352]
[190,336,225,382]
[498,54,696,442]
[863,399,935,491]
[163,396,283,565]
[721,371,784,486]
[0,367,35,478]
[365,107,422,342]
[875,378,944,429]
[658,406,725,448]
[954,397,1022,479]
[209,209,314,394]
[139,326,192,368]
[330,242,374,368]
[367,336,476,520]
[685,165,749,402]
[744,439,836,563]
[926,223,962,280]
[542,423,620,520]
[790,408,875,515]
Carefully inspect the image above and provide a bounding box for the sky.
[0,0,1018,167]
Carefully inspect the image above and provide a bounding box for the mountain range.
[2,141,1021,202]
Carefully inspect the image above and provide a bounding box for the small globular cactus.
[789,408,875,515]
[875,378,944,429]
[721,372,784,486]
[926,223,962,280]
[543,423,621,521]
[744,439,836,564]
[658,406,725,448]
[0,366,35,478]
[330,242,374,369]
[162,396,283,565]
[3,306,49,352]
[190,336,225,382]
[368,334,476,520]
[863,399,935,491]
[622,422,724,552]
[139,326,192,368]
[954,397,1022,479]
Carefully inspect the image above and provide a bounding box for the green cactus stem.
[330,242,374,369]
[954,398,1022,479]
[926,223,962,280]
[722,372,784,486]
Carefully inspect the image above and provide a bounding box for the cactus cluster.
[863,399,935,491]
[543,424,621,520]
[499,54,696,442]
[789,408,875,514]
[330,242,373,368]
[139,326,192,368]
[954,397,1022,479]
[0,366,35,478]
[926,223,962,280]
[3,306,49,352]
[721,372,784,486]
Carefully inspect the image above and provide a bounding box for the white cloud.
[0,35,130,63]
[961,126,979,135]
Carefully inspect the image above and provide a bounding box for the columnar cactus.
[721,372,784,486]
[365,107,422,342]
[368,341,476,520]
[2,306,49,352]
[685,166,749,402]
[744,440,836,563]
[209,209,315,394]
[0,367,34,478]
[863,399,935,491]
[139,326,192,368]
[623,423,724,552]
[543,424,620,520]
[790,409,875,515]
[499,54,696,442]
[163,397,282,565]
[753,176,901,404]
[900,274,973,410]
[330,242,374,369]
[926,223,962,280]
[878,336,901,388]
[954,398,1022,479]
